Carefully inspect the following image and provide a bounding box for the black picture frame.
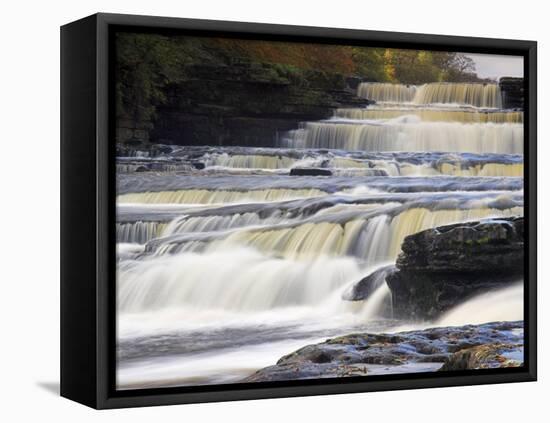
[60,12,537,409]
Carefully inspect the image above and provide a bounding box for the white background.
[0,0,546,420]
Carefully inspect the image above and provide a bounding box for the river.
[115,82,524,389]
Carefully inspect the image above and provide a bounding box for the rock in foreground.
[439,343,523,371]
[243,321,523,382]
[386,217,524,320]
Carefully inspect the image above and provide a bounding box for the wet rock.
[499,77,524,110]
[386,217,524,320]
[440,343,523,371]
[342,265,396,301]
[290,168,332,176]
[365,169,389,176]
[243,321,523,382]
[395,217,524,273]
[125,137,144,146]
[191,162,206,170]
[345,76,367,90]
[155,145,174,155]
[120,61,371,146]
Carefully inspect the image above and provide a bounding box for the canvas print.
[114,32,525,390]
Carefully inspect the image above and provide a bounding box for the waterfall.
[324,121,519,153]
[117,188,327,205]
[162,212,284,236]
[334,108,523,123]
[357,82,503,108]
[116,221,167,244]
[205,154,297,169]
[117,149,524,178]
[289,121,523,154]
[306,156,522,177]
[436,162,523,177]
[118,248,365,313]
[219,206,521,261]
[116,77,525,388]
[413,83,503,108]
[146,205,522,261]
[437,283,523,326]
[358,83,417,102]
[371,161,522,177]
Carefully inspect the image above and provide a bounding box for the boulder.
[386,217,524,320]
[290,168,332,176]
[191,162,206,170]
[342,265,395,301]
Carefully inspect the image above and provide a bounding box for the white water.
[117,275,523,388]
[118,187,327,205]
[334,107,523,123]
[117,221,167,244]
[357,83,417,103]
[288,120,523,153]
[438,283,524,326]
[285,82,521,153]
[143,205,522,261]
[118,337,326,388]
[413,83,502,108]
[119,248,365,313]
[357,82,503,108]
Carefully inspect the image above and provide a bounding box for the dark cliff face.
[386,217,524,320]
[500,77,524,110]
[117,61,370,146]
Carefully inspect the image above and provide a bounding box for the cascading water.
[413,82,503,108]
[285,81,521,154]
[116,80,524,389]
[357,81,503,108]
[357,82,417,102]
[334,107,523,123]
[437,283,524,326]
[286,120,523,153]
[116,221,167,244]
[118,187,327,205]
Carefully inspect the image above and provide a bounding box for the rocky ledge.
[499,77,524,110]
[243,321,523,382]
[386,217,524,320]
[120,61,371,147]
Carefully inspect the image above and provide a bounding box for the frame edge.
[60,13,100,409]
[62,12,538,409]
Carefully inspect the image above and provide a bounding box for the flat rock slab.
[243,321,523,382]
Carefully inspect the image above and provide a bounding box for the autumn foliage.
[115,32,481,122]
